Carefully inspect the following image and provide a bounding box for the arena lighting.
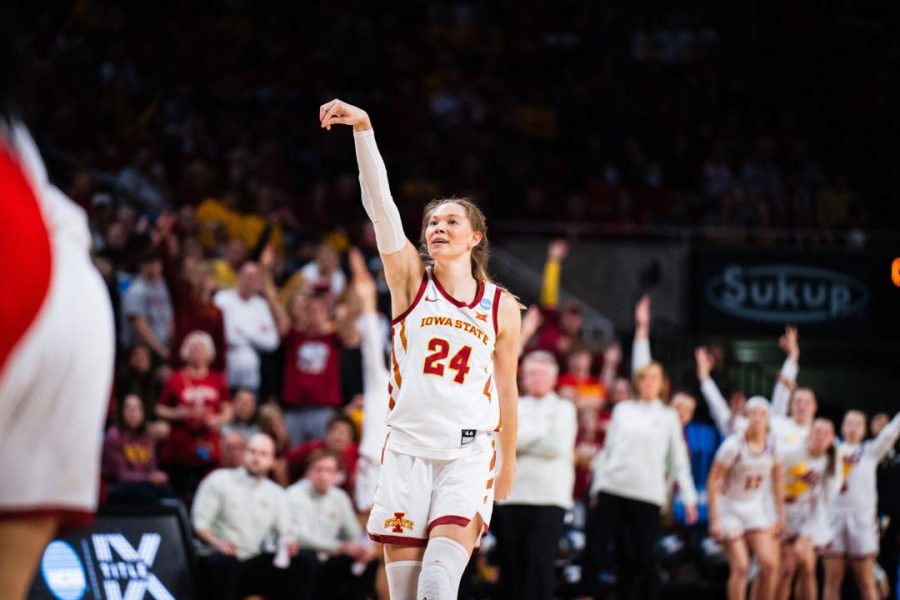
[892,257,900,287]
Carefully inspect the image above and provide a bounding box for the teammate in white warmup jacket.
[823,410,900,600]
[321,99,521,600]
[707,397,784,600]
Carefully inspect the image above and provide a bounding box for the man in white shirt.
[494,350,577,600]
[192,433,310,600]
[287,449,376,599]
[214,262,279,391]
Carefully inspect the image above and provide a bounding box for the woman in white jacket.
[586,356,698,600]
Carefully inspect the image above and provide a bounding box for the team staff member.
[586,359,698,600]
[494,350,577,600]
[322,98,521,600]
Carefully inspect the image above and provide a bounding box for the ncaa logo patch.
[479,297,492,310]
[41,541,87,600]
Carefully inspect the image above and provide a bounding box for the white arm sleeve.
[354,129,407,254]
[869,412,900,461]
[631,337,652,375]
[700,378,734,436]
[771,358,798,417]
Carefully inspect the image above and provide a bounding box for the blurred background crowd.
[12,0,900,598]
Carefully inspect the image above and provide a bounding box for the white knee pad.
[418,537,470,599]
[385,560,422,600]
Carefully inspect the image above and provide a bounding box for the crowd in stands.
[90,201,899,598]
[22,1,899,248]
[15,2,900,598]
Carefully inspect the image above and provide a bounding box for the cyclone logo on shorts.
[385,512,414,533]
[41,541,87,600]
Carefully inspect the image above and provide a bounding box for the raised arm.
[320,99,424,315]
[348,247,389,393]
[260,245,291,337]
[540,240,567,309]
[696,346,734,436]
[493,292,522,502]
[868,412,900,461]
[771,326,799,417]
[631,294,652,374]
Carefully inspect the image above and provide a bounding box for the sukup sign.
[705,265,868,323]
[692,250,895,336]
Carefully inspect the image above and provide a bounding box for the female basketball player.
[823,410,900,600]
[321,98,521,600]
[707,397,784,600]
[776,418,842,600]
[0,109,115,597]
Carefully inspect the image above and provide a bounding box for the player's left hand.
[494,462,516,501]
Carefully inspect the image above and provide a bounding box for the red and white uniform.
[713,434,779,539]
[827,413,900,558]
[367,269,501,546]
[0,122,115,525]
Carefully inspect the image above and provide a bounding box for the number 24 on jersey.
[422,338,472,384]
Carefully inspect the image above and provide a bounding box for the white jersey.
[781,443,842,542]
[771,416,810,451]
[715,434,778,503]
[832,413,900,515]
[385,268,502,458]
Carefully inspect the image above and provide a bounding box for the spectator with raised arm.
[154,211,227,370]
[214,261,280,392]
[263,246,356,444]
[192,433,309,600]
[530,240,589,368]
[494,350,577,600]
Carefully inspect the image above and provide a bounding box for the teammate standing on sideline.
[0,118,115,596]
[776,418,842,600]
[320,98,521,600]
[707,397,784,600]
[823,410,900,600]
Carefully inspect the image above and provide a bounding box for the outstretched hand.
[695,346,714,381]
[634,294,651,331]
[778,326,799,360]
[320,99,371,131]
